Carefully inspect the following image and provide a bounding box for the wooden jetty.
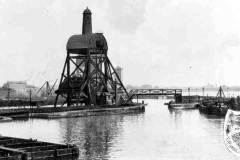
[0,136,79,160]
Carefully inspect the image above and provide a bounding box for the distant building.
[3,81,27,96]
[2,81,38,97]
[115,66,123,82]
[26,85,38,94]
[0,87,15,100]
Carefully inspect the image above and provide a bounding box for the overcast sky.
[0,0,240,87]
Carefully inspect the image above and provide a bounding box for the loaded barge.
[0,136,79,160]
[198,86,230,116]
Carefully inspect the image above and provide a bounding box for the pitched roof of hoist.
[67,33,108,51]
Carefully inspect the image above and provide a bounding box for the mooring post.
[7,86,10,106]
[54,149,58,160]
[188,88,190,103]
[202,87,205,97]
[21,153,28,160]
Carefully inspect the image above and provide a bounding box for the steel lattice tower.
[54,8,130,107]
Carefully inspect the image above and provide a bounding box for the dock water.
[0,99,237,159]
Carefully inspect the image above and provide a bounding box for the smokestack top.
[83,7,91,14]
[82,7,92,35]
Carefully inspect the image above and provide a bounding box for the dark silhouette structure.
[54,8,129,107]
[37,80,57,97]
[129,89,182,103]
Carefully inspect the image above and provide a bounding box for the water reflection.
[59,114,143,160]
[168,108,198,128]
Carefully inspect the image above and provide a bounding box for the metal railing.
[129,89,182,96]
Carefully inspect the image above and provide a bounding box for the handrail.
[128,89,182,96]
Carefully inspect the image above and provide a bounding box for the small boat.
[168,101,198,109]
[199,86,229,116]
[199,102,228,116]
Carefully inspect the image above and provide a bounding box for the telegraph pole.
[29,89,32,108]
[202,87,205,97]
[7,87,10,102]
[188,88,190,103]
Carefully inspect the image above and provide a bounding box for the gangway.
[128,89,182,103]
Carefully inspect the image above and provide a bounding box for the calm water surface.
[0,99,238,160]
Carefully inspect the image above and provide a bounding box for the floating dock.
[0,103,146,119]
[0,136,79,160]
[31,103,146,119]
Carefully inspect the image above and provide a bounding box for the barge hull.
[0,103,146,119]
[31,104,146,119]
[198,104,228,117]
[0,136,79,160]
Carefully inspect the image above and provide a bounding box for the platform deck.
[0,103,146,119]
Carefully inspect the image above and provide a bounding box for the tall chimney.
[82,7,92,35]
